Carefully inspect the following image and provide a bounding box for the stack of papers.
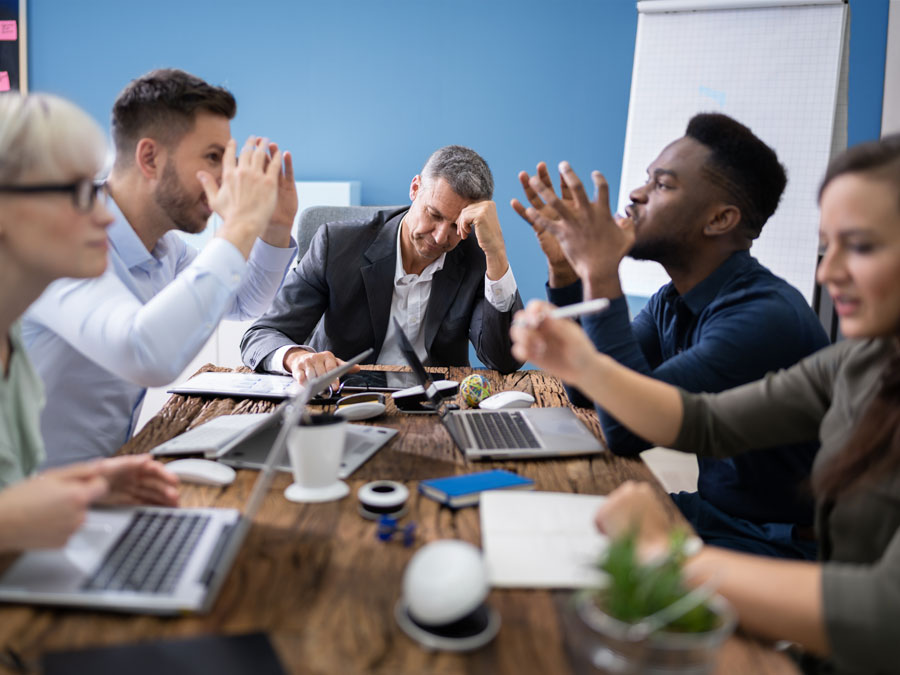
[480,491,609,589]
[168,372,298,399]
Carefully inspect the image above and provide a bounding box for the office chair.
[294,205,406,262]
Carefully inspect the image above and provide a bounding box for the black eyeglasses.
[0,178,108,212]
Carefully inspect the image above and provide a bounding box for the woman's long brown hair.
[813,135,900,499]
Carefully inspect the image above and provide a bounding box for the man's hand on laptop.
[0,463,109,551]
[92,455,180,507]
[283,348,361,388]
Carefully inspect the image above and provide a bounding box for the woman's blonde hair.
[0,92,107,185]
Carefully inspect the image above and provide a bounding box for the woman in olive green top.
[0,93,178,552]
[510,135,900,674]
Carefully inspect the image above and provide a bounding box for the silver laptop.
[151,411,396,479]
[392,320,604,460]
[0,351,371,615]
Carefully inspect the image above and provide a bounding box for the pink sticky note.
[0,21,16,41]
[0,72,9,92]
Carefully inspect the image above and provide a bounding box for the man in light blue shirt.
[23,69,298,467]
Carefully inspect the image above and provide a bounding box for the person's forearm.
[226,239,295,321]
[26,247,242,386]
[485,251,509,282]
[686,547,827,655]
[0,520,20,552]
[259,222,293,248]
[573,353,683,446]
[548,261,579,288]
[582,271,624,302]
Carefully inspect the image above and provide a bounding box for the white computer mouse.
[166,458,236,486]
[478,390,536,410]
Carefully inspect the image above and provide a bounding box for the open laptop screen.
[390,318,448,410]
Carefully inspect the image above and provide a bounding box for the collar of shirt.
[107,199,176,271]
[393,216,447,285]
[663,250,754,316]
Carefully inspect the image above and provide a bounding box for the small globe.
[460,374,492,408]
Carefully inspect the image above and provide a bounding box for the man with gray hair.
[241,145,523,381]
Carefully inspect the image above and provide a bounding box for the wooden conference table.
[0,366,799,675]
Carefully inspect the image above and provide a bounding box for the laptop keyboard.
[83,512,211,595]
[462,412,541,449]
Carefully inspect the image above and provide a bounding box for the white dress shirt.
[22,201,296,467]
[266,219,517,372]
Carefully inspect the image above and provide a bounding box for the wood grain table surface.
[0,366,799,675]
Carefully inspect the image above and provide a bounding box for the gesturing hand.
[509,300,600,388]
[511,162,577,287]
[200,136,282,259]
[269,143,298,227]
[519,161,634,299]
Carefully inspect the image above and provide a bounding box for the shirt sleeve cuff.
[264,343,313,374]
[546,279,583,306]
[484,265,518,312]
[248,236,299,271]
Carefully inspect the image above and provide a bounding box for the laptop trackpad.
[530,409,604,450]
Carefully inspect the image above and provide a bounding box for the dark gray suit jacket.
[241,208,523,374]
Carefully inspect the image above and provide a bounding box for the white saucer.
[284,480,350,503]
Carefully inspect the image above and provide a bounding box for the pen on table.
[513,298,611,327]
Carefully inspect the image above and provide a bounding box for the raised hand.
[523,161,634,299]
[511,162,577,287]
[263,142,298,247]
[199,136,281,259]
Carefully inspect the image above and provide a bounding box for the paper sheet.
[480,491,608,589]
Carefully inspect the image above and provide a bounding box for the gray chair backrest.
[295,205,407,262]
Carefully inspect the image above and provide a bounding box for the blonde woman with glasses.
[0,93,178,551]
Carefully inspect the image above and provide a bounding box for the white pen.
[547,298,610,320]
[513,298,611,327]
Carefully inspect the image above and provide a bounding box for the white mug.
[284,414,348,502]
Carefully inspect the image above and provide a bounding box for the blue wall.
[28,0,887,319]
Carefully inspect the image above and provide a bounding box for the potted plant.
[565,531,736,675]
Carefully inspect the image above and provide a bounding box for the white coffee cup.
[284,414,350,503]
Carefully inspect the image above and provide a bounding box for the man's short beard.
[628,237,689,268]
[153,160,206,234]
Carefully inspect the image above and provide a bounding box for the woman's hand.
[92,454,179,507]
[0,464,108,551]
[595,481,675,561]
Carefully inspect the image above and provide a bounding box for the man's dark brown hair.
[111,68,236,168]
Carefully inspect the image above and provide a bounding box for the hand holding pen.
[511,298,610,328]
[510,299,610,384]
